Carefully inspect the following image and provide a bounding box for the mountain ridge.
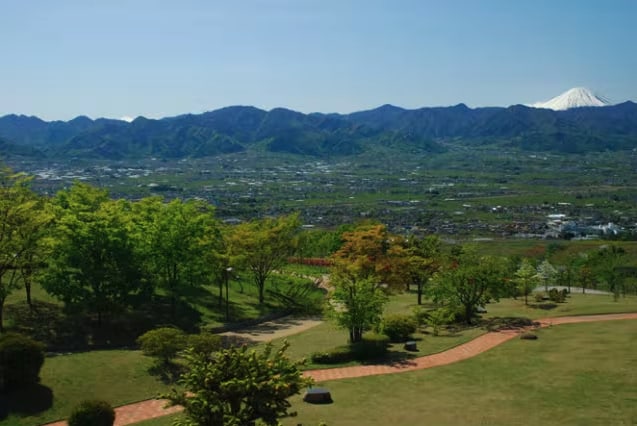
[1,100,636,159]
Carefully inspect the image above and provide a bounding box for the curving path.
[42,312,637,426]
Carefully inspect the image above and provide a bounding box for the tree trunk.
[25,280,32,308]
[524,293,528,305]
[0,300,4,333]
[218,276,223,307]
[417,283,423,305]
[258,282,265,304]
[464,304,473,325]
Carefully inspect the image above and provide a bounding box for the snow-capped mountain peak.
[530,87,612,110]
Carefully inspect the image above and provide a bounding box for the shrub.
[68,399,115,426]
[311,346,353,364]
[424,308,455,336]
[534,293,545,302]
[0,333,45,390]
[187,333,222,359]
[137,327,187,364]
[412,307,429,326]
[350,332,389,360]
[382,314,418,342]
[548,288,566,303]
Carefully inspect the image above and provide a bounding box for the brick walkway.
[42,312,637,426]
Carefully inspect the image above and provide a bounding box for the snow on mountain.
[530,87,612,111]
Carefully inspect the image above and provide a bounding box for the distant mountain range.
[1,95,636,160]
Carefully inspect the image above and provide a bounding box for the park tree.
[41,184,144,327]
[428,247,507,324]
[0,167,51,330]
[167,341,312,426]
[400,235,442,305]
[514,258,539,305]
[327,224,404,342]
[328,271,387,343]
[556,255,579,294]
[228,214,300,304]
[587,245,627,300]
[134,197,222,314]
[536,259,557,292]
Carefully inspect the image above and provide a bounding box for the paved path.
[42,312,637,426]
[220,316,323,343]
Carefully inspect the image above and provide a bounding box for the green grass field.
[134,319,637,426]
[280,320,637,426]
[2,290,636,425]
[0,350,171,426]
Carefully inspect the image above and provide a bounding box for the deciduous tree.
[428,247,507,324]
[0,167,51,330]
[134,197,221,314]
[41,184,143,327]
[514,259,539,305]
[228,214,300,304]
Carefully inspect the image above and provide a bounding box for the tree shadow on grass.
[6,301,90,350]
[358,350,419,368]
[530,302,558,310]
[0,383,53,420]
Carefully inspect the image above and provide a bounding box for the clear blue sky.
[1,0,636,121]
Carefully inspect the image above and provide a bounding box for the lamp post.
[225,267,233,322]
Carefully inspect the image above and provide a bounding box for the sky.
[1,0,636,121]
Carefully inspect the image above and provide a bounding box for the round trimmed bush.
[137,327,187,364]
[187,333,222,358]
[0,333,45,390]
[68,399,115,426]
[382,314,418,342]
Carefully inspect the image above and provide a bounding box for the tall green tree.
[168,341,312,426]
[536,259,557,292]
[228,214,300,304]
[514,258,539,305]
[0,167,50,330]
[400,235,442,305]
[327,271,387,343]
[588,245,627,300]
[41,184,144,327]
[134,197,221,314]
[428,247,507,324]
[327,224,403,342]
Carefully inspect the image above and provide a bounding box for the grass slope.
[0,350,170,426]
[282,320,637,426]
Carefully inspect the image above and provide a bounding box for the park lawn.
[386,288,637,321]
[0,350,171,426]
[264,292,637,370]
[134,319,637,426]
[264,321,485,370]
[484,293,637,320]
[281,319,637,426]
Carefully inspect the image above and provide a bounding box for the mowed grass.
[134,319,637,426]
[263,292,637,369]
[0,350,171,426]
[485,293,637,320]
[263,320,485,370]
[280,320,637,426]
